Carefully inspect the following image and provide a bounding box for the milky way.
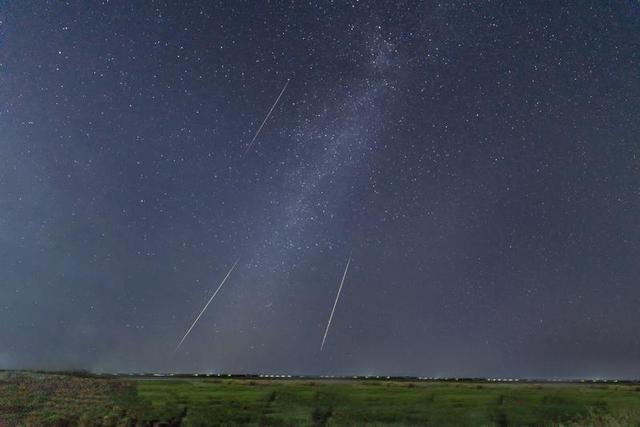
[1,1,640,378]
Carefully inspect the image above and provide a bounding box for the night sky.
[1,1,639,378]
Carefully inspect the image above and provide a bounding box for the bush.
[311,406,333,426]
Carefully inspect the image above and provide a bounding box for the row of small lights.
[135,373,622,383]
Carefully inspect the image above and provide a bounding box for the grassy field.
[2,371,640,426]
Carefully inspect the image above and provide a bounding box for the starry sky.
[1,1,639,378]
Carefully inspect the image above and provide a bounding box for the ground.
[1,371,640,426]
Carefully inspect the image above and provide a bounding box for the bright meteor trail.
[242,79,290,157]
[174,259,240,353]
[320,256,351,352]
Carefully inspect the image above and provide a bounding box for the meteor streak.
[320,255,351,352]
[174,259,240,353]
[242,79,290,157]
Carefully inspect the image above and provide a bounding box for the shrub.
[311,406,333,426]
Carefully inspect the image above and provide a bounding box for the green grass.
[2,371,640,426]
